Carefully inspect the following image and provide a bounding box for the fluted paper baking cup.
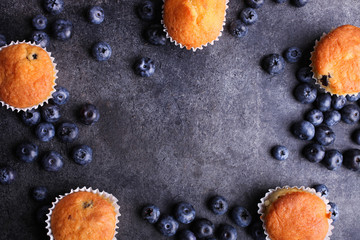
[0,40,57,112]
[45,186,121,240]
[161,0,229,52]
[258,186,333,240]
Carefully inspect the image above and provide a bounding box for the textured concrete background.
[0,0,359,239]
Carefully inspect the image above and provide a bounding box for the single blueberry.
[52,86,70,105]
[41,104,60,123]
[88,6,105,24]
[32,15,48,30]
[21,109,41,126]
[343,149,360,171]
[141,204,160,224]
[245,0,264,9]
[323,149,343,170]
[41,151,64,172]
[305,109,323,126]
[228,20,248,38]
[208,195,228,215]
[294,83,317,104]
[177,230,197,240]
[323,110,341,126]
[137,0,156,21]
[231,206,252,227]
[144,24,166,46]
[72,145,93,165]
[44,0,64,15]
[32,186,48,201]
[36,205,51,225]
[291,120,315,141]
[261,54,285,75]
[16,142,38,163]
[351,128,360,145]
[52,19,73,41]
[239,8,258,25]
[0,167,16,185]
[156,215,179,237]
[192,218,215,239]
[174,202,196,224]
[313,184,329,198]
[57,122,79,143]
[134,57,156,77]
[328,202,339,222]
[0,34,6,47]
[250,221,266,240]
[316,93,331,112]
[273,0,286,3]
[217,224,237,240]
[341,104,360,124]
[92,42,112,61]
[35,122,55,142]
[283,47,302,63]
[271,145,289,161]
[331,95,347,110]
[296,67,313,83]
[292,0,308,7]
[31,31,50,48]
[315,125,335,146]
[79,103,100,125]
[346,94,360,102]
[302,143,325,163]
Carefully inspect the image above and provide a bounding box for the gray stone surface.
[0,0,359,239]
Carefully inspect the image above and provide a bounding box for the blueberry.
[315,125,335,146]
[174,202,196,224]
[331,95,347,110]
[0,34,6,47]
[41,151,64,172]
[346,94,360,102]
[21,109,41,126]
[323,110,341,126]
[92,42,112,61]
[273,0,287,3]
[141,204,160,224]
[134,57,155,77]
[292,0,308,7]
[323,149,342,170]
[250,221,266,240]
[192,218,215,239]
[291,120,315,141]
[296,67,314,83]
[31,31,50,49]
[217,224,237,240]
[239,8,258,25]
[72,145,93,165]
[57,122,79,143]
[245,0,264,9]
[228,20,248,38]
[294,83,317,104]
[44,0,64,15]
[0,167,16,185]
[51,86,69,105]
[16,142,38,163]
[302,143,325,163]
[305,109,323,126]
[316,93,331,112]
[343,149,360,171]
[351,128,360,145]
[79,103,100,125]
[41,104,60,123]
[261,54,285,75]
[271,145,289,161]
[35,122,55,142]
[208,195,228,215]
[32,186,48,201]
[36,205,51,225]
[231,206,252,227]
[328,202,339,222]
[137,0,156,21]
[52,19,73,41]
[177,230,197,240]
[341,104,360,124]
[313,184,329,198]
[88,6,105,24]
[283,47,302,63]
[144,24,166,46]
[156,215,179,237]
[32,15,48,30]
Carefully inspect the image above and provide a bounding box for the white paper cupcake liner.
[0,40,57,112]
[161,0,229,52]
[45,186,121,240]
[258,186,334,240]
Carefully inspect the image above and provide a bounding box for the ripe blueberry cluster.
[313,184,339,222]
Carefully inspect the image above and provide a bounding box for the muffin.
[258,186,332,240]
[310,25,360,96]
[162,0,228,51]
[0,41,57,111]
[46,187,120,240]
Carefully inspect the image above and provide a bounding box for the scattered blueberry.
[141,204,160,224]
[88,6,105,24]
[16,142,38,163]
[137,0,156,21]
[21,109,41,126]
[302,143,325,163]
[52,19,73,41]
[351,128,360,145]
[346,94,360,102]
[208,195,228,215]
[328,202,339,222]
[36,205,51,225]
[32,15,47,30]
[261,54,285,75]
[144,24,166,46]
[217,224,237,240]
[315,125,335,146]
[44,0,64,15]
[41,151,64,172]
[134,57,155,77]
[156,215,179,237]
[32,186,48,201]
[92,42,112,61]
[294,83,317,104]
[192,218,215,239]
[57,122,79,143]
[291,120,315,140]
[228,20,248,38]
[41,104,60,123]
[341,104,360,124]
[72,145,93,165]
[305,109,323,126]
[79,103,100,125]
[250,221,266,240]
[331,95,347,110]
[52,86,69,105]
[323,110,341,126]
[231,206,252,227]
[313,184,329,198]
[343,149,360,171]
[245,0,264,9]
[0,167,15,185]
[239,8,258,25]
[35,122,55,142]
[323,149,343,170]
[0,34,6,47]
[31,31,50,48]
[283,47,302,63]
[296,67,313,83]
[271,145,289,161]
[292,0,308,7]
[177,230,197,240]
[174,202,196,224]
[316,93,332,112]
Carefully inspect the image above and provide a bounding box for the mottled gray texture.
[0,0,359,239]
